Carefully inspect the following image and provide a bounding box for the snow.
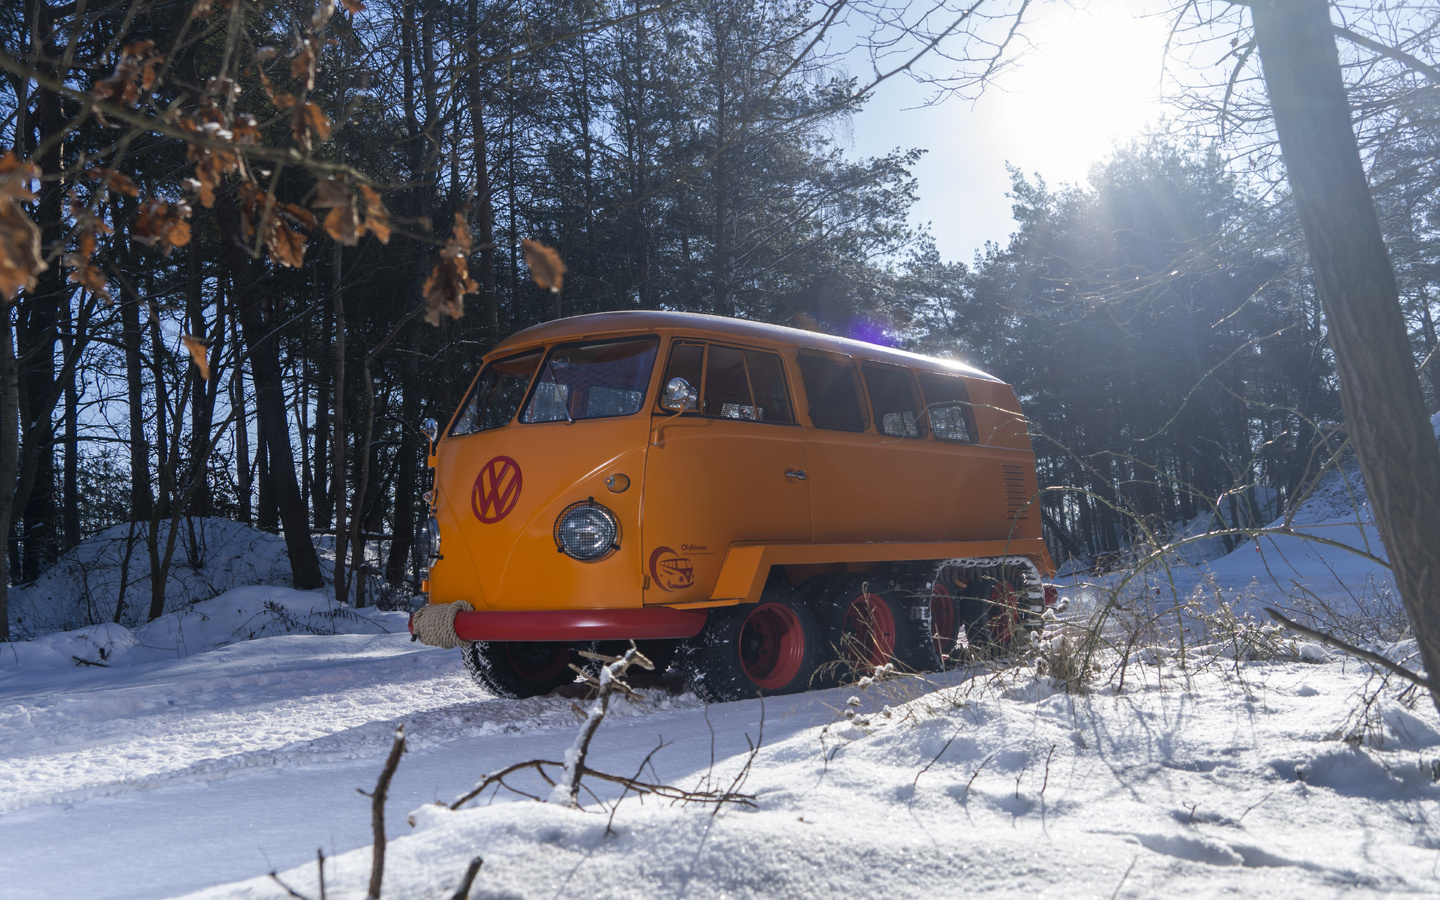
[1,488,1438,897]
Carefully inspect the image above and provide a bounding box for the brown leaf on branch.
[422,213,478,326]
[103,169,140,198]
[292,102,331,154]
[341,0,365,12]
[92,41,161,109]
[310,0,337,34]
[0,153,46,300]
[133,199,193,256]
[0,152,39,202]
[312,177,390,246]
[180,106,245,208]
[291,41,318,92]
[182,334,210,380]
[522,239,566,293]
[239,183,314,268]
[358,184,391,243]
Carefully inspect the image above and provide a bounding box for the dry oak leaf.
[358,184,391,243]
[522,238,566,293]
[313,177,390,245]
[182,334,210,380]
[238,183,314,268]
[313,176,358,245]
[291,43,318,92]
[133,199,193,255]
[92,41,161,108]
[341,0,365,12]
[0,153,45,300]
[267,202,316,268]
[0,152,39,202]
[422,214,478,326]
[292,102,332,153]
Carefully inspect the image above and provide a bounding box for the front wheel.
[681,586,818,702]
[461,641,585,698]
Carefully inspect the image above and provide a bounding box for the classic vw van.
[411,311,1055,701]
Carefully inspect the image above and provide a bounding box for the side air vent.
[1002,464,1029,520]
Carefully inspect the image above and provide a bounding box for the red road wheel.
[839,587,898,671]
[739,602,808,690]
[960,578,1025,657]
[986,582,1021,648]
[680,584,818,702]
[930,579,960,664]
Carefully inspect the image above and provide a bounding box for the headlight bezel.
[423,515,441,561]
[553,499,621,561]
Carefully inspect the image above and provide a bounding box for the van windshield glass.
[450,350,542,435]
[521,337,659,423]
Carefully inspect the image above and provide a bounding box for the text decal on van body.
[472,456,522,523]
[648,546,695,591]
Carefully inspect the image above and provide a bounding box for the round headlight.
[424,516,441,560]
[554,500,620,561]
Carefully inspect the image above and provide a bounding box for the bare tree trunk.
[1252,0,1440,710]
[230,308,251,525]
[0,315,19,641]
[121,278,154,526]
[332,241,349,600]
[61,291,78,548]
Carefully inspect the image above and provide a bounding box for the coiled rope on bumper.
[410,601,474,649]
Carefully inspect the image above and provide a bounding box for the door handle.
[785,469,807,481]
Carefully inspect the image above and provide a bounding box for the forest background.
[0,0,1437,641]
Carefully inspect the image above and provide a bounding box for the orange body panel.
[423,311,1052,625]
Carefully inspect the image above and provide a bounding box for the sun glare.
[850,2,1172,259]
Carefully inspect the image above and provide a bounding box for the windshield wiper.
[544,357,574,424]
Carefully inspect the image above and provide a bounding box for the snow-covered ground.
[2,468,1437,898]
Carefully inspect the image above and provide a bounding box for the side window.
[659,341,704,411]
[520,337,659,423]
[659,341,795,424]
[917,373,976,442]
[743,349,795,424]
[863,363,922,438]
[705,345,755,419]
[450,350,542,435]
[797,354,866,432]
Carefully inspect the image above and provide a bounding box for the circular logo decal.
[648,546,695,592]
[472,456,522,523]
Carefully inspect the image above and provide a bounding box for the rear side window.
[863,363,923,438]
[659,341,795,424]
[521,337,659,423]
[450,350,542,435]
[917,373,976,442]
[797,354,865,432]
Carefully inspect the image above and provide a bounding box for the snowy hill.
[6,517,294,639]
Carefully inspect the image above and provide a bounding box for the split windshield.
[451,337,660,434]
[520,337,660,424]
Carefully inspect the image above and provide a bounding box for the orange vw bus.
[410,311,1055,701]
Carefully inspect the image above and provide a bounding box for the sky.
[847,2,1175,263]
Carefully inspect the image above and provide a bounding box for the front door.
[642,341,810,605]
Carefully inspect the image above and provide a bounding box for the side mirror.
[420,417,438,443]
[660,377,698,412]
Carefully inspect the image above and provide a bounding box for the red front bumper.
[410,605,710,643]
